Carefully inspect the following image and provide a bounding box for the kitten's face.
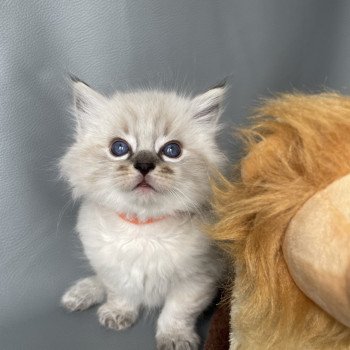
[61,81,225,217]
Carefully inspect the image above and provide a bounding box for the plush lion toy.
[210,93,350,349]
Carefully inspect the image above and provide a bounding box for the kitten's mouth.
[134,179,155,191]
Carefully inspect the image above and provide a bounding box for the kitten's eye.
[161,141,182,158]
[110,139,130,157]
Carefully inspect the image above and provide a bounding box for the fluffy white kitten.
[60,77,226,350]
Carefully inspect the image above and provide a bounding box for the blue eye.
[110,139,130,157]
[162,142,182,158]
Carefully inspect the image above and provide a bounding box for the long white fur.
[60,81,226,350]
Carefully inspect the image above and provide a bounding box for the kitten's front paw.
[61,277,105,312]
[156,332,200,350]
[97,303,137,331]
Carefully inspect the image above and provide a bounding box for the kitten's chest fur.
[77,201,214,307]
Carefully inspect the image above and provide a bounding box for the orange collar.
[118,212,167,225]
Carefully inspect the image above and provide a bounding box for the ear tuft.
[68,75,106,132]
[68,73,91,87]
[70,77,104,112]
[191,81,227,122]
[210,79,227,90]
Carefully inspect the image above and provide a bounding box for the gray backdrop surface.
[1,1,350,349]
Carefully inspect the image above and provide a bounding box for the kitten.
[60,78,226,350]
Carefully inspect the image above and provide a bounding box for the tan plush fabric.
[284,173,350,327]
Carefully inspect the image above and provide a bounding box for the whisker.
[55,198,74,236]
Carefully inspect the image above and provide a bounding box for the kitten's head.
[61,79,226,217]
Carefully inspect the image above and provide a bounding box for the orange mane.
[211,93,350,349]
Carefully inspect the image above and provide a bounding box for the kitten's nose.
[134,162,155,176]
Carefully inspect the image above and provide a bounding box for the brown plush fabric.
[204,298,230,350]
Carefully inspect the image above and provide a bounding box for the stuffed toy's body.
[211,93,350,349]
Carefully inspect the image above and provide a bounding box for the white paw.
[156,332,200,350]
[61,277,105,312]
[97,303,138,331]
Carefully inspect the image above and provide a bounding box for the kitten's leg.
[97,291,140,331]
[61,276,105,311]
[230,295,241,349]
[156,278,217,350]
[230,337,241,350]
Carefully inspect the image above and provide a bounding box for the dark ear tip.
[210,79,227,90]
[68,73,90,87]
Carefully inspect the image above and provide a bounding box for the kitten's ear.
[69,75,106,131]
[191,81,227,123]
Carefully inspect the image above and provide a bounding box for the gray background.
[1,1,350,349]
